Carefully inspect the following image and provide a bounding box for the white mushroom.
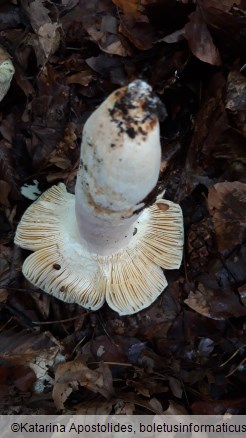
[14,80,184,315]
[0,47,15,102]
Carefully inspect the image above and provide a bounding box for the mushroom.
[15,80,184,315]
[0,47,15,102]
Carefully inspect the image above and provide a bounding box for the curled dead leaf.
[53,359,114,410]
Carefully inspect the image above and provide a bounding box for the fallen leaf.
[112,0,145,15]
[185,282,246,319]
[200,0,241,12]
[162,400,189,415]
[85,24,128,56]
[53,359,114,410]
[160,28,186,44]
[21,0,51,33]
[168,376,183,398]
[148,397,163,413]
[86,54,126,84]
[21,0,61,65]
[37,22,61,61]
[185,9,221,65]
[119,14,155,50]
[65,70,95,86]
[0,329,63,394]
[208,181,246,252]
[91,335,128,362]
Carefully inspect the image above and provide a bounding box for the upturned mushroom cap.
[0,47,15,102]
[14,184,183,315]
[14,80,184,315]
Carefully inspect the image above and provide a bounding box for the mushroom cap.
[14,184,183,315]
[0,47,15,102]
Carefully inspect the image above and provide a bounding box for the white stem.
[75,80,162,256]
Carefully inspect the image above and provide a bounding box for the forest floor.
[0,0,245,415]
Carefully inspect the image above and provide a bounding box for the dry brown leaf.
[160,28,186,44]
[168,376,183,399]
[148,397,163,413]
[53,379,75,411]
[200,0,241,12]
[85,54,127,84]
[85,25,128,56]
[185,10,221,65]
[21,0,51,33]
[37,22,61,60]
[21,0,61,65]
[112,0,145,15]
[208,181,246,252]
[53,359,114,410]
[65,70,95,86]
[119,14,155,50]
[0,329,63,394]
[162,400,189,415]
[114,399,135,414]
[185,282,246,319]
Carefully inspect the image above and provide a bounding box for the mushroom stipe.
[15,80,184,315]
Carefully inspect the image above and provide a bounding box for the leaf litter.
[0,0,245,415]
